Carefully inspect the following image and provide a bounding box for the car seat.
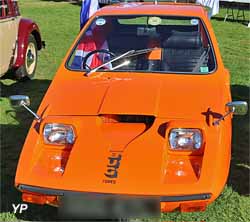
[136,35,162,71]
[161,31,207,72]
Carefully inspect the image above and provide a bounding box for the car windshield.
[67,15,216,74]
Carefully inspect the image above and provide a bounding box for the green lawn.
[0,0,249,221]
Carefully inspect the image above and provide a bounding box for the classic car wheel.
[15,35,38,80]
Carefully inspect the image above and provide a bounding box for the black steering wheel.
[82,49,116,70]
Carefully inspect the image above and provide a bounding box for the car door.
[0,0,20,76]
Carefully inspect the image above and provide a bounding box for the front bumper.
[19,184,211,202]
[18,184,211,213]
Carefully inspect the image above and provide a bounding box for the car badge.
[148,16,162,26]
[96,18,106,26]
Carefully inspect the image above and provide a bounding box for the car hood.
[17,73,227,195]
[44,73,223,119]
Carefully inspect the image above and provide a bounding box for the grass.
[0,0,249,221]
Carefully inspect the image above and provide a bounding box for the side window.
[0,0,5,17]
[4,0,10,16]
[0,0,10,18]
[12,0,20,15]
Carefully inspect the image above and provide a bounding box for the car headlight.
[43,123,76,145]
[169,128,202,150]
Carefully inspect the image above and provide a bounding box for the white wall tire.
[15,35,38,80]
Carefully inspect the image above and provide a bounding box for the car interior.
[68,16,216,74]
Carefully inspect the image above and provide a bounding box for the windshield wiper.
[85,50,135,76]
[84,48,159,76]
[123,48,159,59]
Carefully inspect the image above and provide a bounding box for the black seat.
[161,31,206,72]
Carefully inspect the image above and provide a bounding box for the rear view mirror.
[226,101,248,115]
[9,95,41,121]
[9,95,30,107]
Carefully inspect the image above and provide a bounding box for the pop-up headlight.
[43,123,75,145]
[169,128,202,150]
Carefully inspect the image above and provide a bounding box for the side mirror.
[213,101,248,126]
[9,95,30,107]
[226,101,248,115]
[9,95,41,121]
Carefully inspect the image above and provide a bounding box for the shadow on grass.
[40,0,81,5]
[228,84,250,196]
[0,124,57,221]
[212,16,249,26]
[0,79,249,220]
[0,78,57,221]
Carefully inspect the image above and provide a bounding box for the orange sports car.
[10,1,248,219]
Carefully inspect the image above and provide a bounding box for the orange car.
[9,1,248,219]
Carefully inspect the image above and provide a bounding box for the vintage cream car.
[0,0,44,80]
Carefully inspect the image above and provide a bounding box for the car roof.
[95,2,207,18]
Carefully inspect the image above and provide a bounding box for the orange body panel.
[15,2,232,214]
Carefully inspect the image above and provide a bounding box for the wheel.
[15,35,38,80]
[82,49,115,69]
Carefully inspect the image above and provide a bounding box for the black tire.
[15,35,38,80]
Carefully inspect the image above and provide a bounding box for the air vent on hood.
[118,115,155,124]
[100,114,155,126]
